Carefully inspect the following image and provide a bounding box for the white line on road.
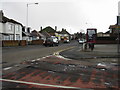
[0,78,87,89]
[41,55,53,59]
[3,67,12,70]
[55,55,72,60]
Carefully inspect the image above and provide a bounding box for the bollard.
[82,43,87,51]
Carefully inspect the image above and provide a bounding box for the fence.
[96,37,117,44]
[2,40,27,47]
[31,40,44,45]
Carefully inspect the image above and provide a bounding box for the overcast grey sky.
[0,0,119,34]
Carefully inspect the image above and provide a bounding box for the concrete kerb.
[53,46,76,60]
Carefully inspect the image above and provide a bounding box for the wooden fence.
[2,40,27,47]
[2,40,44,47]
[31,40,44,45]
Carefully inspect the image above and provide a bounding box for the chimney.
[27,27,30,33]
[0,10,3,22]
[40,26,42,31]
[55,26,57,31]
[22,26,25,32]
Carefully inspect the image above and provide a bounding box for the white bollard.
[82,43,87,51]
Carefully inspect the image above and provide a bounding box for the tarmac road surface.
[1,41,119,89]
[2,40,78,68]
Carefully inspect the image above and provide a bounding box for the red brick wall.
[19,40,27,46]
[31,40,44,45]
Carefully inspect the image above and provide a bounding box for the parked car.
[43,37,59,47]
[78,39,86,44]
[63,39,70,43]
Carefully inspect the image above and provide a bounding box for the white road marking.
[0,78,84,89]
[3,67,12,70]
[31,60,36,62]
[55,55,72,60]
[41,55,53,59]
[14,65,19,67]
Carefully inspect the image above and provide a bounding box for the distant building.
[31,30,46,40]
[39,26,71,41]
[31,30,41,40]
[97,32,110,37]
[109,25,120,34]
[22,26,32,41]
[59,28,71,40]
[40,26,56,36]
[0,11,23,40]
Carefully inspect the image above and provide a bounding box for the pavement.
[60,44,120,59]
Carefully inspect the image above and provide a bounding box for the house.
[31,30,40,40]
[55,31,61,41]
[31,30,46,40]
[97,32,110,37]
[40,26,56,36]
[59,28,71,40]
[22,27,32,42]
[39,26,71,41]
[109,25,120,37]
[40,31,51,40]
[109,25,120,34]
[0,11,23,40]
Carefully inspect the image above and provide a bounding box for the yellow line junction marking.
[53,46,75,56]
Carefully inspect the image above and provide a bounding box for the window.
[8,24,12,31]
[10,34,14,40]
[16,34,20,40]
[16,25,19,32]
[2,35,10,40]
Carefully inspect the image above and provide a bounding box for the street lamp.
[117,25,120,54]
[26,3,38,31]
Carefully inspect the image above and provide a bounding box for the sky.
[0,0,120,34]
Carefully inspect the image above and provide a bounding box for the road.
[2,40,79,68]
[1,41,119,89]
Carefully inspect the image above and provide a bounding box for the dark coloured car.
[43,37,59,47]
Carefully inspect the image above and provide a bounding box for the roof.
[31,30,40,37]
[41,31,51,38]
[1,15,23,27]
[87,28,97,30]
[109,25,120,29]
[56,31,62,34]
[22,31,31,36]
[60,29,70,35]
[40,26,56,33]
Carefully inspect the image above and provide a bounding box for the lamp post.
[26,3,38,31]
[117,25,120,54]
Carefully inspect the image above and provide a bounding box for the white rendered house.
[0,11,23,40]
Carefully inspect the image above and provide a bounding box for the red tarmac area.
[1,56,119,89]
